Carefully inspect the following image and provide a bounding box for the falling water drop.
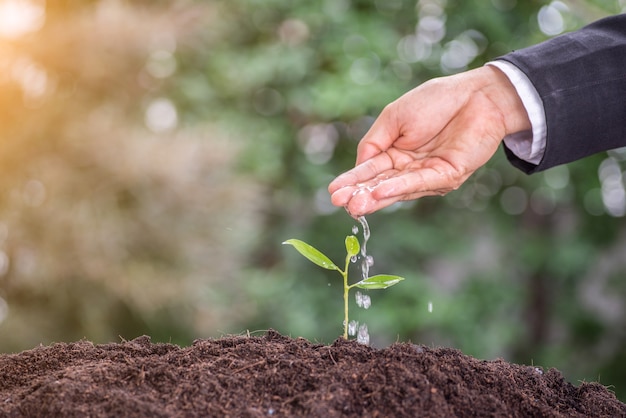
[357,323,369,345]
[428,301,433,313]
[365,255,374,267]
[352,225,359,235]
[355,291,371,309]
[348,320,358,336]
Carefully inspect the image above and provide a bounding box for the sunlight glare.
[0,0,45,39]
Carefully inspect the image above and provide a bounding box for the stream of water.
[350,216,372,344]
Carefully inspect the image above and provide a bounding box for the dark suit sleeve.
[497,14,626,174]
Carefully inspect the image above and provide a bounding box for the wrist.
[472,66,532,136]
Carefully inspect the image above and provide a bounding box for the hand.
[328,66,531,217]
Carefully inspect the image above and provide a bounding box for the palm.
[328,72,509,217]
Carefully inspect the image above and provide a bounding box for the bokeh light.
[0,0,45,39]
[145,98,178,133]
[599,157,626,216]
[538,1,567,36]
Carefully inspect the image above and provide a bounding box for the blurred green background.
[0,0,625,401]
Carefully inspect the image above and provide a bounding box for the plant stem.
[342,254,351,340]
[343,271,349,339]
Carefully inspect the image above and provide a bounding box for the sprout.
[283,235,404,340]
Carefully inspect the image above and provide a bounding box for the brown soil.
[0,330,624,417]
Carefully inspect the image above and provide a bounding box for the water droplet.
[355,291,371,309]
[348,320,358,336]
[357,323,369,345]
[365,255,374,267]
[356,292,372,309]
[350,255,357,263]
[352,225,359,234]
[428,301,433,313]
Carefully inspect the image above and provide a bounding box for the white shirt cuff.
[486,60,547,165]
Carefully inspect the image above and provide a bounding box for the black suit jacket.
[498,14,626,174]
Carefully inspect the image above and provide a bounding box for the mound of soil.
[0,330,624,417]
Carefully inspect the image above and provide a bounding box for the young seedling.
[283,235,404,340]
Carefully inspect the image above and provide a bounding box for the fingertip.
[346,189,374,217]
[329,186,355,207]
[328,170,357,194]
[350,194,401,216]
[327,176,343,195]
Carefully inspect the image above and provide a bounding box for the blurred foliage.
[0,0,625,402]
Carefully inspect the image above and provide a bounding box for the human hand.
[328,66,531,217]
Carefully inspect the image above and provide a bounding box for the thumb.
[355,106,400,166]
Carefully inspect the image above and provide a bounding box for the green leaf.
[282,239,339,270]
[355,274,405,289]
[345,235,360,258]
